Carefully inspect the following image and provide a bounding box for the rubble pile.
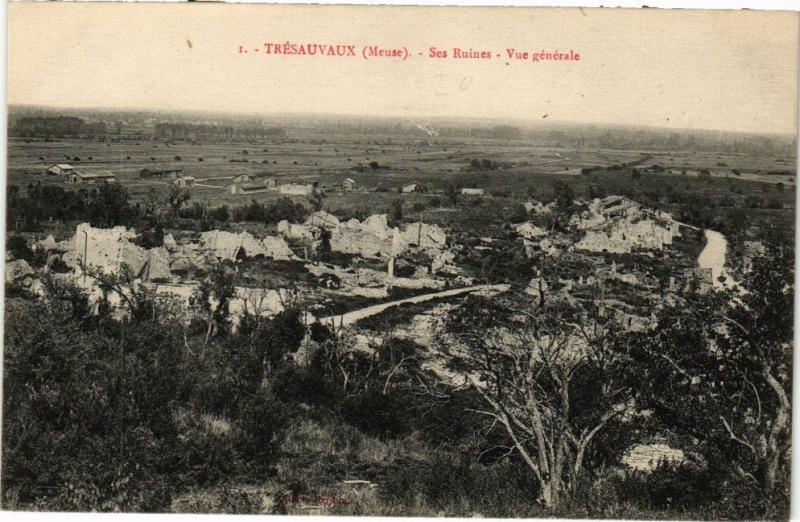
[151,283,289,327]
[73,223,142,275]
[279,213,449,261]
[400,221,447,250]
[261,236,296,260]
[515,222,547,239]
[307,264,387,288]
[361,214,392,240]
[198,230,295,262]
[13,213,455,323]
[524,200,554,215]
[37,223,300,286]
[304,210,340,229]
[277,220,317,242]
[307,263,443,292]
[514,222,560,257]
[6,259,34,288]
[575,230,629,254]
[145,247,172,281]
[330,229,391,259]
[199,230,263,260]
[570,197,681,254]
[575,218,675,254]
[431,250,457,274]
[622,443,685,472]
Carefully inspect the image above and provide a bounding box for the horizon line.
[8,103,798,140]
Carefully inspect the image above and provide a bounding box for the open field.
[9,137,796,211]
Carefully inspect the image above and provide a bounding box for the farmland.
[8,128,795,228]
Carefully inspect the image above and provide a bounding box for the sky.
[8,3,799,135]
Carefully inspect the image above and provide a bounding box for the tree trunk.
[764,369,790,496]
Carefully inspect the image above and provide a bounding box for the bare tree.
[440,294,635,509]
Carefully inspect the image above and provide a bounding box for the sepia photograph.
[2,2,797,519]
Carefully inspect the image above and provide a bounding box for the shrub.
[209,205,229,222]
[6,234,34,262]
[170,484,286,514]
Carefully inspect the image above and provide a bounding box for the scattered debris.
[622,443,685,472]
[6,259,34,286]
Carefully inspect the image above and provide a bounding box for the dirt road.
[313,283,510,327]
[698,229,740,291]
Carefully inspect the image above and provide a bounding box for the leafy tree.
[308,191,325,212]
[3,281,183,511]
[627,230,792,514]
[445,184,459,207]
[317,227,332,261]
[7,235,35,263]
[167,186,191,214]
[390,199,404,225]
[208,205,230,222]
[551,181,574,214]
[190,263,238,344]
[90,266,159,323]
[85,184,135,227]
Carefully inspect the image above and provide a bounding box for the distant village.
[43,157,509,198]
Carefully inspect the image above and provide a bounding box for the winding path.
[312,283,510,327]
[698,229,740,291]
[698,230,727,284]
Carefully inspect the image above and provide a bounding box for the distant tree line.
[178,198,308,225]
[11,116,106,138]
[155,123,286,143]
[8,183,136,231]
[7,183,311,234]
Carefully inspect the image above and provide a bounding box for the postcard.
[3,2,797,519]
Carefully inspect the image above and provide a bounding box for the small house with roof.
[47,164,75,176]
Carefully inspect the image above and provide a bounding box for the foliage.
[308,192,325,212]
[444,184,459,207]
[389,199,404,225]
[6,234,47,268]
[189,262,239,343]
[317,228,332,261]
[8,183,136,231]
[228,197,308,224]
[2,273,300,511]
[623,229,792,516]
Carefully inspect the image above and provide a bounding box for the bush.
[6,234,34,262]
[378,452,538,517]
[209,205,229,222]
[170,484,286,514]
[2,279,298,512]
[229,198,308,224]
[389,199,403,225]
[609,462,723,515]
